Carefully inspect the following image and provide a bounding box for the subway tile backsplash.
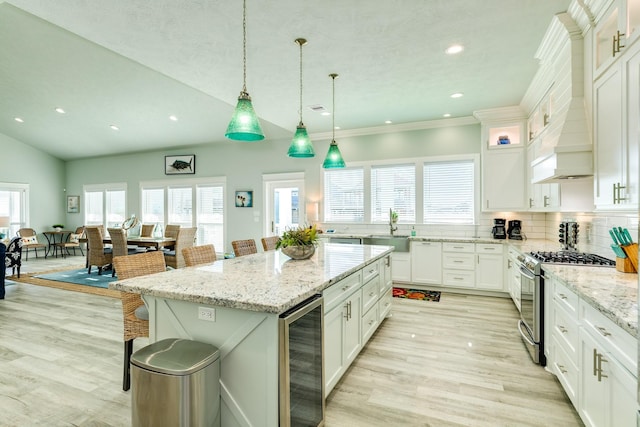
[317,211,638,261]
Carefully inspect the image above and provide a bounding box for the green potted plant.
[276,225,318,259]
[52,224,65,231]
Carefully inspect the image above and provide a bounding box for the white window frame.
[321,154,479,224]
[83,182,128,229]
[0,182,29,235]
[140,176,227,251]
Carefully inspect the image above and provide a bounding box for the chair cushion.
[134,305,149,320]
[21,236,38,245]
[164,250,176,256]
[69,233,82,243]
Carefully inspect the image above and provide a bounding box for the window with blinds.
[371,164,415,223]
[84,191,104,226]
[141,188,164,226]
[423,160,474,224]
[106,190,126,228]
[324,168,364,222]
[0,183,28,236]
[84,183,127,228]
[197,185,224,253]
[168,187,193,227]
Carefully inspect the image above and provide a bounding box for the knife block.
[616,256,636,273]
[621,243,638,273]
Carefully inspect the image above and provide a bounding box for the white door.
[264,173,305,237]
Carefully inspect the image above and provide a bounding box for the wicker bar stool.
[231,239,257,257]
[112,250,166,391]
[261,236,280,251]
[182,244,217,267]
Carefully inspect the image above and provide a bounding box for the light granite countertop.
[505,239,638,336]
[110,243,393,314]
[320,233,502,245]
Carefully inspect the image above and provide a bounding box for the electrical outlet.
[198,307,216,322]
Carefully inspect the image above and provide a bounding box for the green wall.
[0,132,66,232]
[64,122,480,252]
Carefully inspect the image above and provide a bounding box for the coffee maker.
[508,220,523,240]
[492,218,507,239]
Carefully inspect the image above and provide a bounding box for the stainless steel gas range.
[516,250,615,366]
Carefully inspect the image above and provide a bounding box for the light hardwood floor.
[1,256,582,426]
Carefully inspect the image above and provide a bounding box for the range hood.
[529,13,593,184]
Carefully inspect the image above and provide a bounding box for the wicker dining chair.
[182,244,217,267]
[17,228,47,260]
[107,228,146,276]
[113,250,167,391]
[85,226,112,275]
[140,223,156,238]
[163,227,197,269]
[232,239,258,257]
[261,236,280,251]
[54,226,85,258]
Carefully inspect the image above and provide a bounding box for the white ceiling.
[0,0,572,161]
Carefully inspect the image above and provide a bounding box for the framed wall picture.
[67,195,80,213]
[235,191,253,208]
[165,155,196,175]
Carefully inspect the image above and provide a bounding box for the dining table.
[103,236,176,251]
[42,230,75,257]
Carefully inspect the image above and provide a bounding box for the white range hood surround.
[526,13,593,184]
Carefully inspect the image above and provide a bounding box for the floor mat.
[392,287,441,302]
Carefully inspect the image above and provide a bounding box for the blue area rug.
[35,268,117,289]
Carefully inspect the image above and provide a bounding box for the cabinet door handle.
[596,325,611,337]
[529,198,534,208]
[593,348,598,376]
[543,195,550,207]
[347,301,352,320]
[558,325,567,333]
[557,364,568,374]
[558,293,567,300]
[597,353,608,382]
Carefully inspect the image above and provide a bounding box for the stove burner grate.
[530,251,615,266]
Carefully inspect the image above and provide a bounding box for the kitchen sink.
[362,235,410,252]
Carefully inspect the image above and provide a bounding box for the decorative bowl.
[281,245,315,260]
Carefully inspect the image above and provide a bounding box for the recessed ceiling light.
[14,117,24,123]
[110,124,119,131]
[55,107,66,114]
[443,113,451,118]
[385,120,392,124]
[445,44,464,55]
[450,92,464,98]
[169,115,178,121]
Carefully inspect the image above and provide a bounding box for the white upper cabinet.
[474,107,527,212]
[594,0,640,77]
[593,37,640,210]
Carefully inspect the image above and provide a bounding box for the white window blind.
[84,191,104,225]
[106,190,126,228]
[0,184,28,236]
[141,188,164,226]
[371,164,415,223]
[324,168,364,222]
[168,187,193,227]
[197,185,224,253]
[423,160,474,224]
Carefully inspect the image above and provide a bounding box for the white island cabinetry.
[111,243,393,427]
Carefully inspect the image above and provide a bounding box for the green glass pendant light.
[323,73,346,168]
[287,38,315,158]
[225,0,264,141]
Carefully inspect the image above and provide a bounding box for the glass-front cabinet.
[594,0,640,77]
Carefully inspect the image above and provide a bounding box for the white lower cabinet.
[506,247,521,311]
[440,242,505,292]
[545,275,639,427]
[323,255,392,397]
[391,252,411,282]
[475,247,504,291]
[410,241,442,284]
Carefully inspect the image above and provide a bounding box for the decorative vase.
[281,245,315,260]
[53,227,62,232]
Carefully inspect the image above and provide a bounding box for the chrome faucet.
[389,208,398,236]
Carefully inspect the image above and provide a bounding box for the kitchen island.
[110,242,393,427]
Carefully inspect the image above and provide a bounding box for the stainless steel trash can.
[130,338,220,427]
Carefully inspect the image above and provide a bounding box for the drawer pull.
[482,247,496,250]
[453,260,464,263]
[453,246,464,249]
[341,284,351,291]
[368,319,375,326]
[558,293,567,300]
[596,326,611,337]
[558,325,567,333]
[369,292,375,297]
[557,364,568,374]
[454,277,464,280]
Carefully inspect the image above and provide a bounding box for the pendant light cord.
[242,0,247,94]
[298,40,303,124]
[332,75,336,140]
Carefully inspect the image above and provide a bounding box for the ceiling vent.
[308,104,329,114]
